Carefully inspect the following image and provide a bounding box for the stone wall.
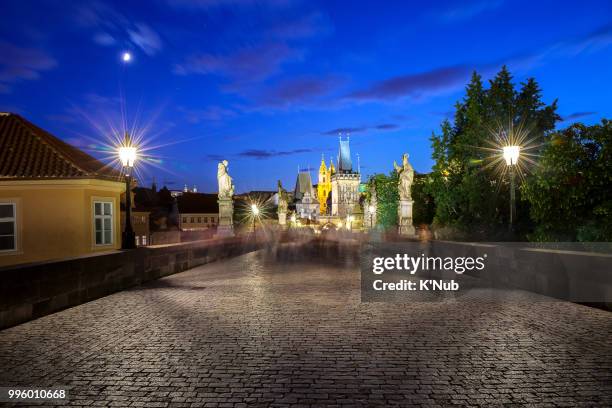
[429,240,612,308]
[0,237,262,330]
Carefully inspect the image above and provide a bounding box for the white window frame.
[0,202,17,253]
[93,200,114,246]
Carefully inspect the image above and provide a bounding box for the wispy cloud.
[266,11,332,40]
[321,123,400,135]
[239,148,313,159]
[343,23,612,105]
[347,66,472,102]
[505,24,612,73]
[180,106,237,123]
[206,147,316,161]
[128,23,163,56]
[167,0,295,10]
[174,43,302,83]
[92,32,116,46]
[75,3,163,56]
[0,41,57,93]
[256,75,343,107]
[561,111,597,121]
[438,0,504,22]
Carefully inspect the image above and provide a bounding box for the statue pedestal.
[278,212,287,228]
[215,198,234,238]
[398,199,415,236]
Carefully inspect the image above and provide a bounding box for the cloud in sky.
[167,0,294,10]
[343,23,612,105]
[347,66,472,102]
[257,75,343,108]
[266,11,332,40]
[93,32,116,46]
[239,148,313,159]
[180,106,237,123]
[321,123,400,136]
[0,41,57,93]
[76,3,163,56]
[561,111,597,121]
[206,147,316,161]
[438,0,504,22]
[128,23,163,56]
[504,24,612,73]
[174,42,302,83]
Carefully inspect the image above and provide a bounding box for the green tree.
[368,171,399,229]
[427,66,560,238]
[522,120,612,241]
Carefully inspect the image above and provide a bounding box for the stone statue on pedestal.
[394,153,416,236]
[277,180,288,227]
[394,153,414,201]
[217,160,234,199]
[215,160,235,238]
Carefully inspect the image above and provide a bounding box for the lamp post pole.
[122,169,136,249]
[509,163,515,232]
[251,204,259,235]
[503,145,520,234]
[119,132,137,249]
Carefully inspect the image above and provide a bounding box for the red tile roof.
[0,113,122,181]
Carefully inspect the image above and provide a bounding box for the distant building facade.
[294,171,319,220]
[121,210,150,246]
[177,193,219,231]
[331,137,361,218]
[317,155,335,215]
[0,113,125,267]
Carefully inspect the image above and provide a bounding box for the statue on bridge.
[277,180,288,227]
[217,160,234,199]
[394,153,414,201]
[215,160,235,237]
[277,180,288,214]
[394,153,415,236]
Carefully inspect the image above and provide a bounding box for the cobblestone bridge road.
[1,249,611,407]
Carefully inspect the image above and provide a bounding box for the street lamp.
[118,132,138,249]
[251,204,259,233]
[368,205,375,229]
[503,145,520,231]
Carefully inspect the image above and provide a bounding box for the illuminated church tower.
[317,155,332,215]
[331,137,360,217]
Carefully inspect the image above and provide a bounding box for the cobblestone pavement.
[0,248,611,407]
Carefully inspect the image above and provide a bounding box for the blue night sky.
[1,0,611,193]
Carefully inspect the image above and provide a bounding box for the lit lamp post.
[119,133,137,249]
[368,205,375,229]
[347,215,354,231]
[251,204,259,234]
[503,145,520,232]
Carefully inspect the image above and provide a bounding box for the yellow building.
[0,113,125,267]
[317,155,335,215]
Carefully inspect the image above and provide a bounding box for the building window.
[94,201,113,245]
[142,235,147,246]
[204,217,208,223]
[191,217,194,223]
[197,217,201,223]
[0,203,16,251]
[182,217,187,223]
[135,236,140,246]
